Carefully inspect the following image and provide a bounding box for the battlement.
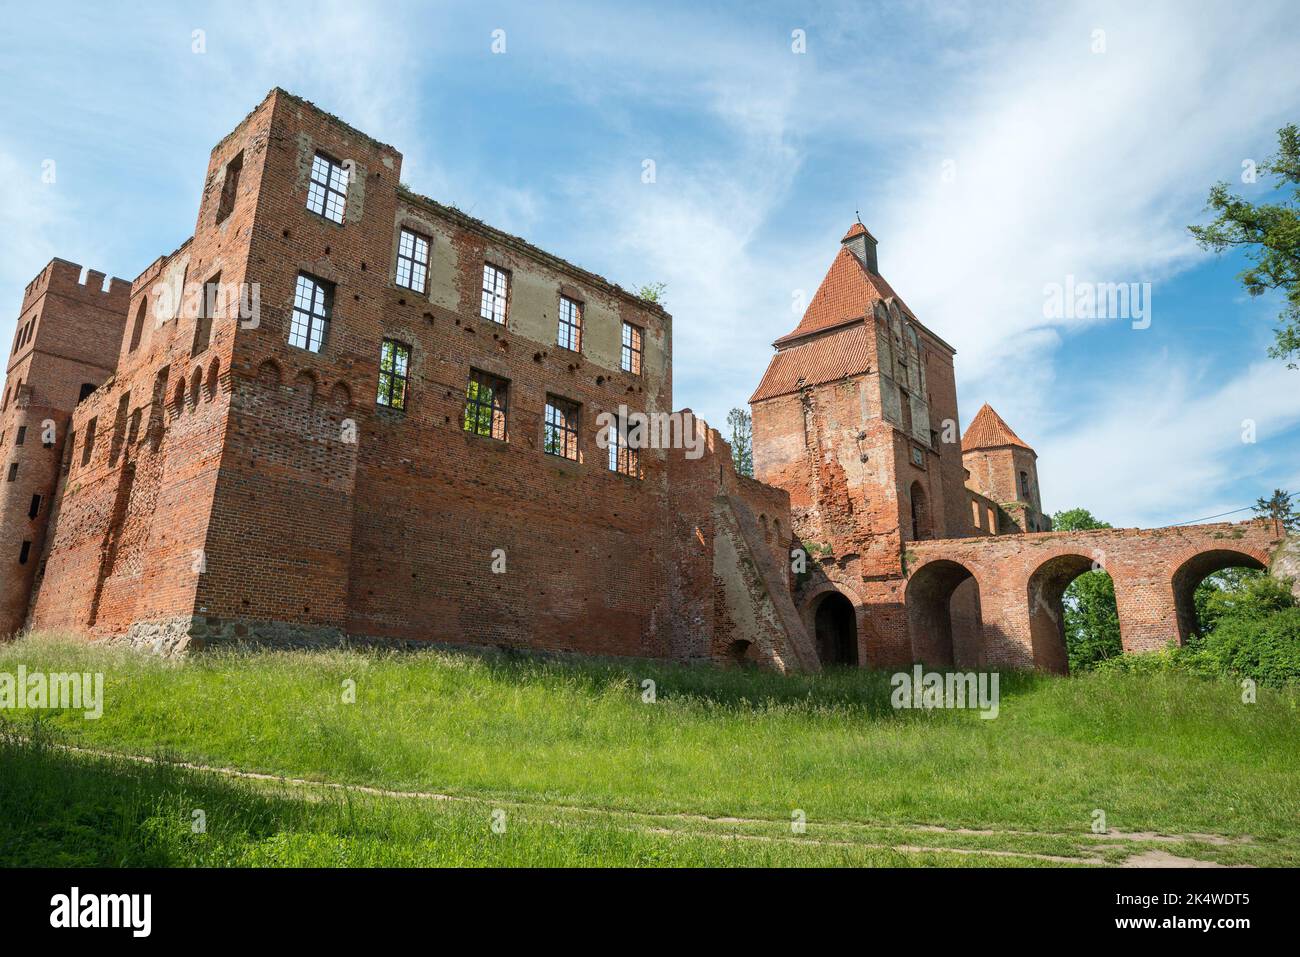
[21,259,131,314]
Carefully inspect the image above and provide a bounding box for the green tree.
[1051,508,1122,669]
[1253,488,1299,536]
[1189,124,1300,367]
[727,408,753,477]
[1196,568,1294,636]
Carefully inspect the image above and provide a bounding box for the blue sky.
[2,0,1298,528]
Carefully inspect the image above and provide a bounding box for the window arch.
[128,298,147,352]
[189,367,203,407]
[205,358,221,401]
[909,480,932,540]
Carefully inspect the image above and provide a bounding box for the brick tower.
[749,223,974,665]
[961,403,1049,533]
[0,260,130,636]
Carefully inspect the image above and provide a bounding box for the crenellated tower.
[0,260,130,636]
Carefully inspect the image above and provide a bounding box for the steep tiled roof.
[962,403,1033,452]
[750,323,875,403]
[773,243,914,347]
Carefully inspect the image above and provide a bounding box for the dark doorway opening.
[814,592,858,666]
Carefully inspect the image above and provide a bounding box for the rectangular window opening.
[621,322,643,375]
[306,152,349,224]
[216,151,243,223]
[557,295,583,352]
[544,396,580,461]
[480,264,510,324]
[607,414,641,478]
[289,273,333,353]
[376,339,411,411]
[192,272,220,357]
[462,370,509,441]
[395,229,430,294]
[81,419,97,467]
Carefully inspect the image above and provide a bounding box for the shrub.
[1199,607,1300,686]
[1095,590,1300,687]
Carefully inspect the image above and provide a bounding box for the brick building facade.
[0,89,1287,673]
[0,89,815,671]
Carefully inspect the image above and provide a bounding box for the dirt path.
[41,739,1249,867]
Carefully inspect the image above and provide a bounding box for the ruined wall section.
[666,419,817,671]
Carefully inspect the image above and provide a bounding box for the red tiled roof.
[841,222,875,242]
[961,403,1033,452]
[750,323,875,403]
[773,242,914,347]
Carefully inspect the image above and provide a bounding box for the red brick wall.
[0,260,129,636]
[905,521,1281,672]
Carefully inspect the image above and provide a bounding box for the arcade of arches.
[879,521,1281,673]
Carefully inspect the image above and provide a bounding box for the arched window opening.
[909,481,931,541]
[813,592,858,667]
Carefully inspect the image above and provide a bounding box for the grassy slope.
[2,635,1298,866]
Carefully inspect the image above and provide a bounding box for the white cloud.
[863,0,1300,526]
[1040,359,1300,526]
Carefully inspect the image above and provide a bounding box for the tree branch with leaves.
[1189,124,1300,367]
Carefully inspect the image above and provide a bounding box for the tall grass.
[2,634,1299,848]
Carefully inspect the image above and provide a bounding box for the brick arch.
[905,558,982,668]
[204,357,221,400]
[327,381,352,408]
[1025,551,1113,675]
[801,579,869,666]
[256,358,282,387]
[1170,547,1269,642]
[811,589,858,666]
[292,369,317,406]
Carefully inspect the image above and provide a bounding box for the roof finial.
[855,209,863,226]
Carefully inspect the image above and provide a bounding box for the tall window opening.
[480,264,510,324]
[544,396,580,460]
[621,322,643,374]
[289,273,333,352]
[557,295,583,352]
[216,151,243,223]
[376,339,411,411]
[306,152,349,223]
[463,370,508,441]
[395,229,429,294]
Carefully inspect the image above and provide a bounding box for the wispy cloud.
[1,0,1296,530]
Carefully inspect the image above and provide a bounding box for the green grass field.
[2,634,1298,867]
